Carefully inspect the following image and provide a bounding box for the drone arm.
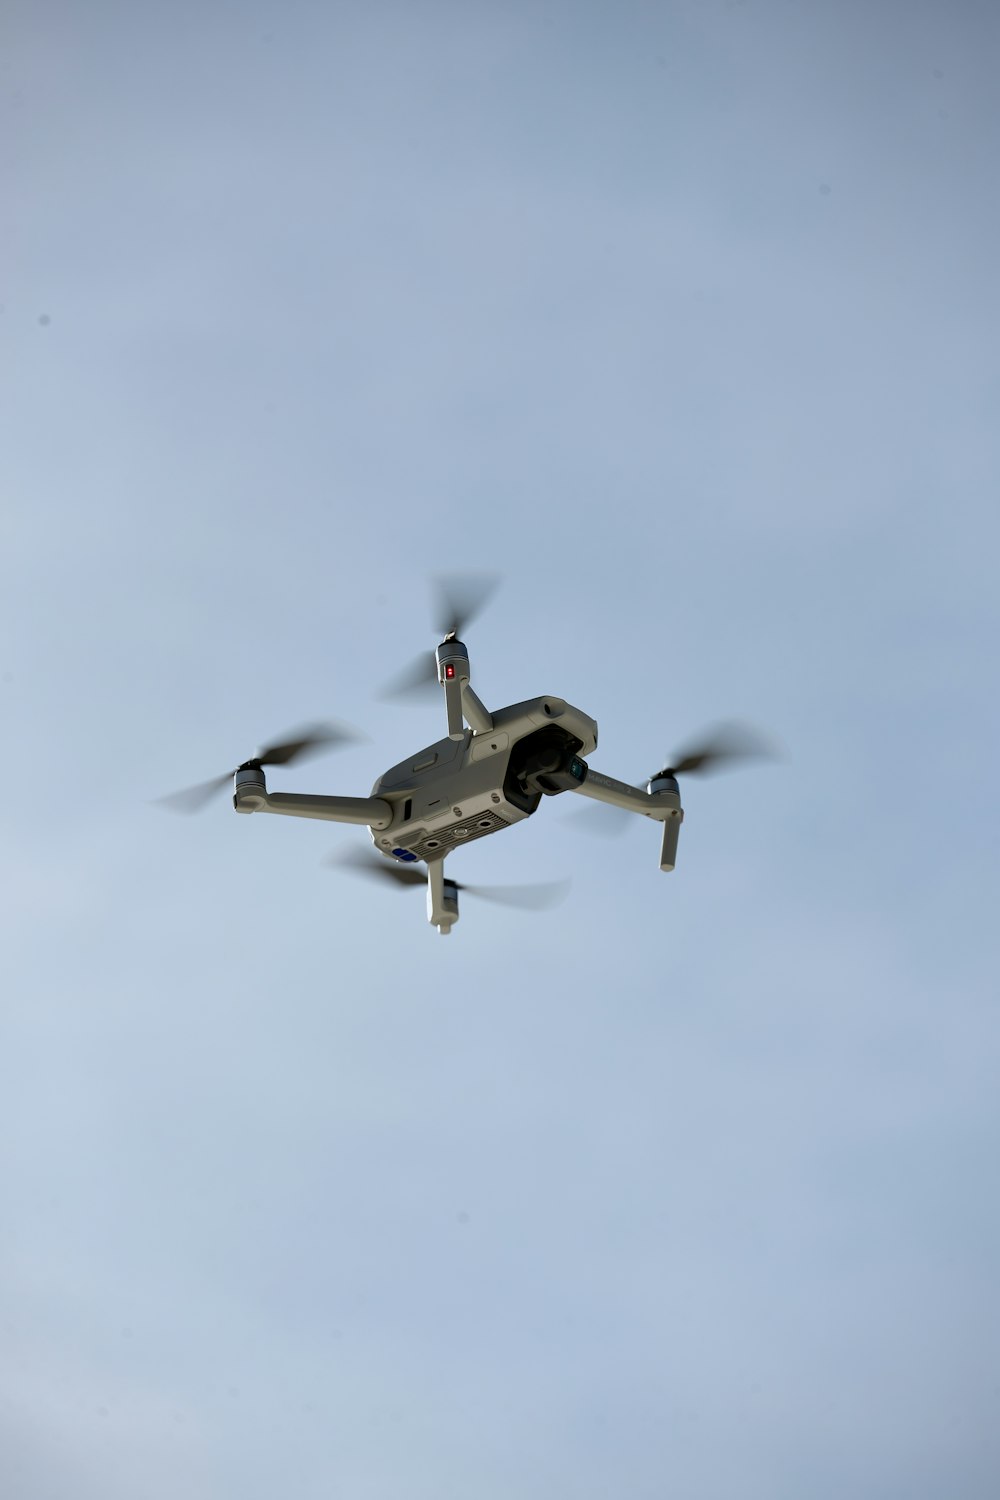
[462,684,493,735]
[261,793,393,828]
[569,768,672,819]
[570,766,684,871]
[235,781,393,829]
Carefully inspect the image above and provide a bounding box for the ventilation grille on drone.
[410,809,510,861]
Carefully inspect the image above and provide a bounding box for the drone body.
[367,696,598,861]
[164,579,768,935]
[231,682,682,933]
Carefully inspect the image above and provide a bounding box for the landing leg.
[426,861,459,935]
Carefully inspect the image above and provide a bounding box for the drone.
[162,578,771,934]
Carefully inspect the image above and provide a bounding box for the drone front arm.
[569,768,671,819]
[234,771,392,828]
[569,766,684,871]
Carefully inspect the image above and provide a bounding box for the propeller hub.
[435,636,470,685]
[158,721,360,814]
[233,764,266,814]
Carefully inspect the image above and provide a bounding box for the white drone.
[163,578,769,934]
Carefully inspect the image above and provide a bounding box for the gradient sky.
[3,2,999,1496]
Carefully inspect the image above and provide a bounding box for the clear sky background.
[2,2,998,1496]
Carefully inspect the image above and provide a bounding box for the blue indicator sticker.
[391,848,419,862]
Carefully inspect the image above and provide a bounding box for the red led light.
[445,664,456,680]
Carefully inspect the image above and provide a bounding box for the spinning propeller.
[331,847,569,911]
[380,572,499,699]
[158,722,362,813]
[577,722,775,836]
[645,722,775,784]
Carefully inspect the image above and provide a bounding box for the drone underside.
[367,697,597,862]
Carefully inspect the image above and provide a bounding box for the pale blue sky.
[2,2,999,1496]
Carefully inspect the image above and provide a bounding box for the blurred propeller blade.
[378,650,438,701]
[329,850,568,909]
[380,574,500,700]
[329,847,427,888]
[572,722,775,836]
[567,802,631,838]
[656,722,776,780]
[158,720,364,813]
[156,772,235,815]
[433,573,499,639]
[456,878,570,911]
[256,721,363,767]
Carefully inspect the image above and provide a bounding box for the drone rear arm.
[426,860,459,935]
[258,792,393,827]
[462,684,493,735]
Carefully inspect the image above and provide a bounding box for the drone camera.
[509,726,589,799]
[531,754,589,796]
